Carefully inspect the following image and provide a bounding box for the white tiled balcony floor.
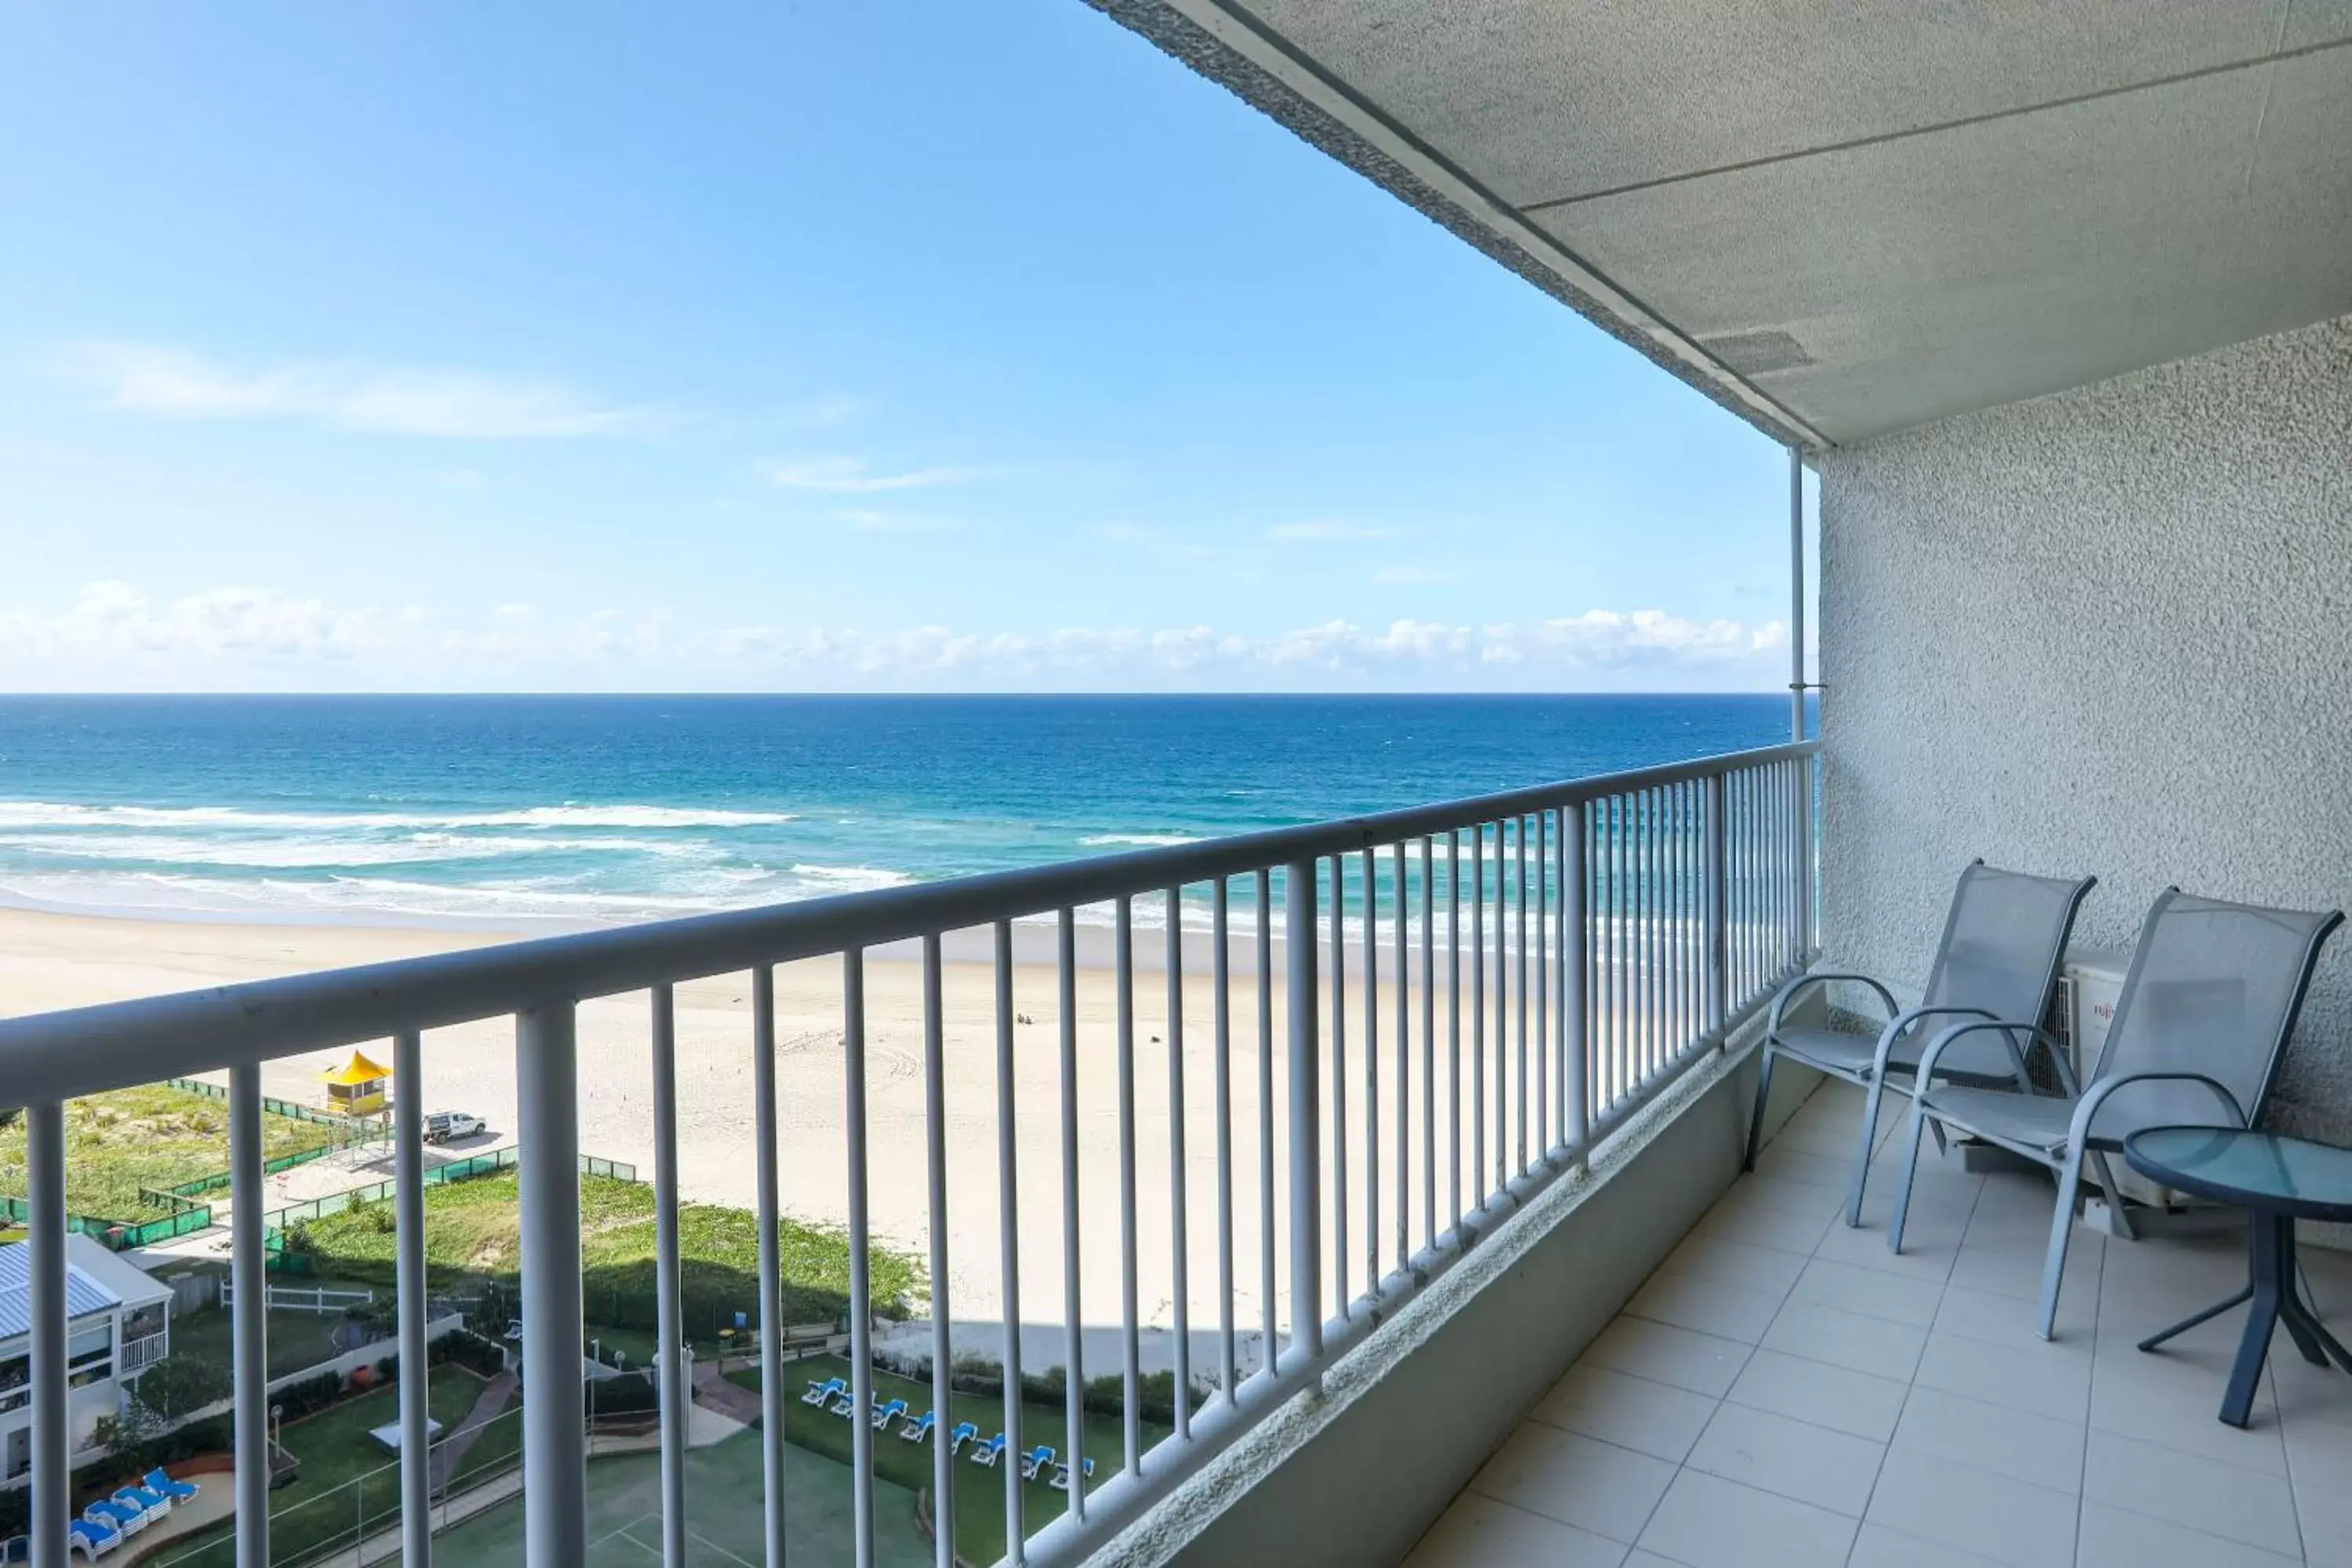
[1404,1080,2352,1568]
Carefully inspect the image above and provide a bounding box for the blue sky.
[0,2,1810,693]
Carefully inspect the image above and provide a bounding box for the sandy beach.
[1,907,1542,1369]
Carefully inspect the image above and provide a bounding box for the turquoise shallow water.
[0,695,1801,930]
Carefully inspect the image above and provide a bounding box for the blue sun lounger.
[84,1501,144,1537]
[968,1432,1007,1468]
[144,1469,200,1502]
[899,1410,937,1443]
[946,1420,979,1453]
[802,1377,846,1407]
[1018,1444,1056,1480]
[1050,1457,1094,1491]
[870,1398,908,1432]
[68,1517,121,1559]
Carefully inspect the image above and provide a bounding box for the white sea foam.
[0,831,713,869]
[0,800,796,831]
[1077,833,1203,848]
[786,863,916,893]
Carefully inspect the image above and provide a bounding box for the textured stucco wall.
[1817,314,2352,1141]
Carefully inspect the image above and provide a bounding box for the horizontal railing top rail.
[0,740,1818,1105]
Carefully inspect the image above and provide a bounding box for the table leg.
[2219,1213,2295,1428]
[2137,1285,2253,1352]
[2277,1225,2352,1376]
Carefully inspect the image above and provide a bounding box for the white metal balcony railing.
[117,1333,168,1377]
[0,740,1818,1568]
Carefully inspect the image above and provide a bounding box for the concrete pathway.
[691,1359,765,1425]
[428,1370,518,1492]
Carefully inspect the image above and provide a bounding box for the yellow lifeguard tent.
[319,1050,390,1118]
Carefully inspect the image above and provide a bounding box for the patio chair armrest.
[2067,1071,2248,1148]
[1870,1005,1996,1075]
[1913,1018,2061,1093]
[1769,972,1897,1035]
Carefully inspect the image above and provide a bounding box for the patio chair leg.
[1846,1073,1884,1228]
[2037,1148,2085,1341]
[1742,1045,1776,1172]
[2087,1151,2138,1242]
[1740,1048,1768,1170]
[1887,1102,1929,1255]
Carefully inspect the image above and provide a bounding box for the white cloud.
[0,584,1789,693]
[766,457,985,493]
[57,342,668,439]
[1268,519,1393,540]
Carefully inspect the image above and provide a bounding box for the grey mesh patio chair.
[1746,860,2096,1227]
[1889,888,2343,1340]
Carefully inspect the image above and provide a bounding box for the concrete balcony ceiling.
[1099,1,2352,447]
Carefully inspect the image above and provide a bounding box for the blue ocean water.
[0,696,1798,930]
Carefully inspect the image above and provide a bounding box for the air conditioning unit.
[2048,946,2181,1218]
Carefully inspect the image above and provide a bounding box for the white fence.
[220,1281,377,1315]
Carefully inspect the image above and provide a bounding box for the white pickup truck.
[422,1111,486,1144]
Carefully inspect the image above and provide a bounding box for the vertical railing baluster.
[993,922,1027,1555]
[230,1066,271,1568]
[1327,857,1348,1315]
[1786,759,1797,959]
[1420,838,1436,1251]
[1058,911,1087,1510]
[1516,814,1530,1174]
[1651,788,1666,1079]
[1115,897,1143,1475]
[1748,769,1761,996]
[1447,831,1462,1233]
[1811,751,1821,950]
[923,937,955,1568]
[395,1029,435,1568]
[1677,784,1692,1053]
[1165,889,1191,1443]
[1591,804,1607,1116]
[1394,840,1410,1271]
[1611,797,1628,1104]
[1535,811,1549,1160]
[843,953,877,1568]
[27,1100,67,1568]
[1214,881,1238,1404]
[1255,871,1276,1384]
[752,966,788,1567]
[1469,824,1485,1210]
[1287,858,1323,1366]
[1706,773,1728,1038]
[518,1002,587,1565]
[1495,821,1509,1189]
[1564,805,1588,1168]
[1772,762,1788,974]
[1361,848,1378,1292]
[1589,803,1608,1123]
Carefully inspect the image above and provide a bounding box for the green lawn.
[143,1366,507,1568]
[291,1171,924,1337]
[165,1301,370,1382]
[735,1354,1161,1566]
[0,1085,333,1221]
[435,1424,932,1568]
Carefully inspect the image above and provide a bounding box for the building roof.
[319,1049,389,1086]
[61,1235,174,1312]
[0,1239,123,1341]
[1102,2,2352,446]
